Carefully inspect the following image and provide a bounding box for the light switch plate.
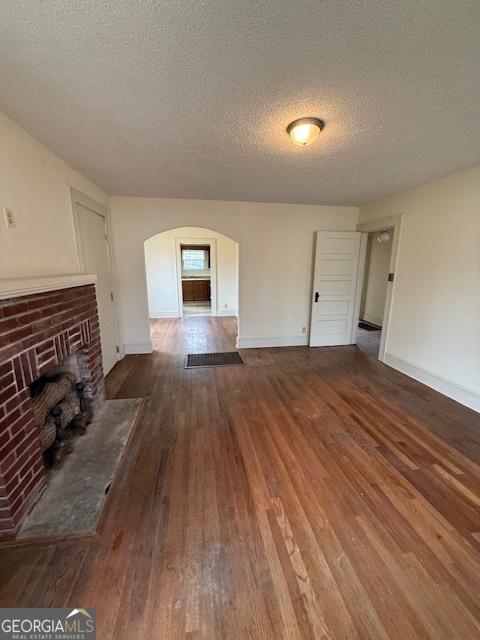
[3,208,15,228]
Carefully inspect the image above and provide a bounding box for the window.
[181,246,210,271]
[182,250,207,270]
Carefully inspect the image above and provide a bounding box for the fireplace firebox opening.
[29,352,94,469]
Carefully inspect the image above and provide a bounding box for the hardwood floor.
[1,316,480,639]
[356,326,381,357]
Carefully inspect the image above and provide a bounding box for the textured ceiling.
[1,1,479,205]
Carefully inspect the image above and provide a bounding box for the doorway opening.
[71,189,120,375]
[144,227,239,342]
[357,228,394,357]
[178,240,214,316]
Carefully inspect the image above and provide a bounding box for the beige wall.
[360,166,480,411]
[144,227,238,317]
[110,197,359,352]
[0,112,109,278]
[360,230,393,326]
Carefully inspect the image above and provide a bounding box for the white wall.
[360,166,480,411]
[215,234,238,315]
[360,231,392,326]
[110,198,358,352]
[0,111,109,278]
[144,227,238,317]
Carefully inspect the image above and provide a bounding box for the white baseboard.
[236,335,309,349]
[384,353,480,413]
[216,309,238,317]
[149,311,180,318]
[361,313,383,327]
[124,342,154,355]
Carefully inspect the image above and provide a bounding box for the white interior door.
[309,231,367,347]
[75,203,118,374]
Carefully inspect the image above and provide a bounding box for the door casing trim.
[356,213,404,363]
[70,187,122,368]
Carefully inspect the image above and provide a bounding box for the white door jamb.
[356,213,404,363]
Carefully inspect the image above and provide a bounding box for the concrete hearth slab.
[18,398,143,540]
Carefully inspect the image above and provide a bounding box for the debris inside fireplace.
[30,373,93,469]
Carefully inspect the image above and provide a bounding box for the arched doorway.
[144,226,239,345]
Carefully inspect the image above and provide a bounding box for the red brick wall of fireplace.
[0,284,104,536]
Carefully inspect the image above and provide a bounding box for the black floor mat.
[358,321,381,331]
[185,352,244,368]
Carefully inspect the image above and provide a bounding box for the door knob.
[314,292,320,303]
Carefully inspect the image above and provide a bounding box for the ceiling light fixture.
[377,230,391,244]
[287,117,325,146]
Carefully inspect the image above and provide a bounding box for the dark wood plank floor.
[1,316,480,639]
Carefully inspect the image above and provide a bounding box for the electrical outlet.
[301,326,307,334]
[3,208,15,228]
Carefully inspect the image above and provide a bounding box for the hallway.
[356,325,382,357]
[1,317,480,639]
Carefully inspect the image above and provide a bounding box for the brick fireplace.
[0,275,105,537]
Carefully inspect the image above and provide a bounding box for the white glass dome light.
[287,118,325,146]
[377,230,391,244]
